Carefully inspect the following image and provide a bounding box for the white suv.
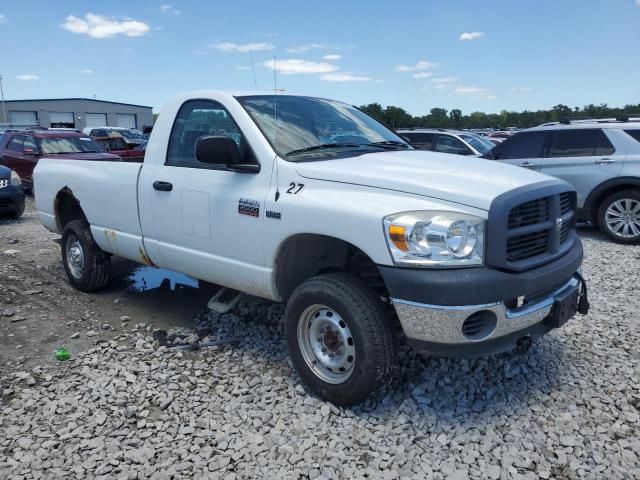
[484,119,640,244]
[397,128,496,157]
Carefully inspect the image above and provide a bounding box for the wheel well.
[274,234,390,302]
[54,188,87,232]
[588,181,640,222]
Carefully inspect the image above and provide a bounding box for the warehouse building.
[0,98,153,131]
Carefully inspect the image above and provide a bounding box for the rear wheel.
[597,190,640,244]
[284,273,397,406]
[61,220,111,291]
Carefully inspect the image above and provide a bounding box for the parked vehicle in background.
[487,137,504,146]
[397,128,495,156]
[83,127,146,148]
[0,130,119,191]
[94,136,144,162]
[484,119,640,244]
[34,90,588,405]
[0,165,25,219]
[487,131,514,140]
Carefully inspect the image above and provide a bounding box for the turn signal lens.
[388,224,408,251]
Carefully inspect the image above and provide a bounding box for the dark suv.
[484,120,640,244]
[0,130,119,191]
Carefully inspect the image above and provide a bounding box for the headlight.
[384,211,484,267]
[10,171,21,186]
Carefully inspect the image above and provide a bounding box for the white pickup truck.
[34,91,588,405]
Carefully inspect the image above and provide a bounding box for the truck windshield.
[237,95,410,160]
[39,136,104,154]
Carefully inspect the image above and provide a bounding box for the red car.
[0,130,119,191]
[94,137,144,162]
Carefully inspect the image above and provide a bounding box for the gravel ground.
[1,203,640,479]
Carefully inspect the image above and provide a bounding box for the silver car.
[484,119,640,244]
[397,128,496,157]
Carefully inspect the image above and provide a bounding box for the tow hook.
[514,336,532,355]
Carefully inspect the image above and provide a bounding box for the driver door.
[144,99,268,291]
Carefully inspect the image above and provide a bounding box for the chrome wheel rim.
[66,235,85,279]
[605,199,640,238]
[297,305,356,384]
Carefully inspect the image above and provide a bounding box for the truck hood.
[295,150,551,211]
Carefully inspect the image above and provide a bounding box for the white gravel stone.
[0,230,639,479]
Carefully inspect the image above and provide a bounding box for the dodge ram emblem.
[555,217,563,232]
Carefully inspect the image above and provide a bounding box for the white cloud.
[81,69,94,74]
[236,66,251,71]
[0,14,6,23]
[375,79,384,84]
[486,95,497,100]
[396,60,438,72]
[62,13,150,38]
[432,76,458,84]
[509,86,533,92]
[322,73,371,82]
[160,5,180,15]
[16,74,39,81]
[413,72,432,79]
[435,84,450,90]
[286,43,323,53]
[211,41,274,53]
[323,54,342,60]
[454,86,487,95]
[460,31,484,41]
[262,59,338,75]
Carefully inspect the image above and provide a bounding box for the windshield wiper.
[285,143,364,157]
[365,141,411,150]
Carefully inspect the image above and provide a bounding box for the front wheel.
[61,220,111,291]
[284,273,397,406]
[597,190,640,244]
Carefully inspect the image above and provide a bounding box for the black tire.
[11,201,25,219]
[61,219,111,291]
[597,190,640,245]
[284,273,397,406]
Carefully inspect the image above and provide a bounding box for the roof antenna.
[249,49,258,89]
[273,56,280,202]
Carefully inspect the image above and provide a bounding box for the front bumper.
[0,183,25,214]
[380,239,584,357]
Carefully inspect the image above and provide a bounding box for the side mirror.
[195,135,260,173]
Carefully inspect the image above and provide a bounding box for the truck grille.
[486,186,577,272]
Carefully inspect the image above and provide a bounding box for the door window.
[166,100,250,168]
[435,135,471,155]
[23,136,38,152]
[489,132,547,159]
[405,132,435,149]
[547,129,614,157]
[625,130,640,143]
[7,136,25,152]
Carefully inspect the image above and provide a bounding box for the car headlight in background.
[384,211,484,267]
[10,171,22,186]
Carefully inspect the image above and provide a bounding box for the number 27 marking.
[286,182,305,194]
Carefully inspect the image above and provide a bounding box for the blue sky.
[0,0,639,115]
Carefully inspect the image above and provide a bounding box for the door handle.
[153,181,173,191]
[595,158,615,165]
[519,161,536,168]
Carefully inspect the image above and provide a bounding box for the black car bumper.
[0,183,26,214]
[379,239,585,357]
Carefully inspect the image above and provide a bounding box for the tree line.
[359,102,640,130]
